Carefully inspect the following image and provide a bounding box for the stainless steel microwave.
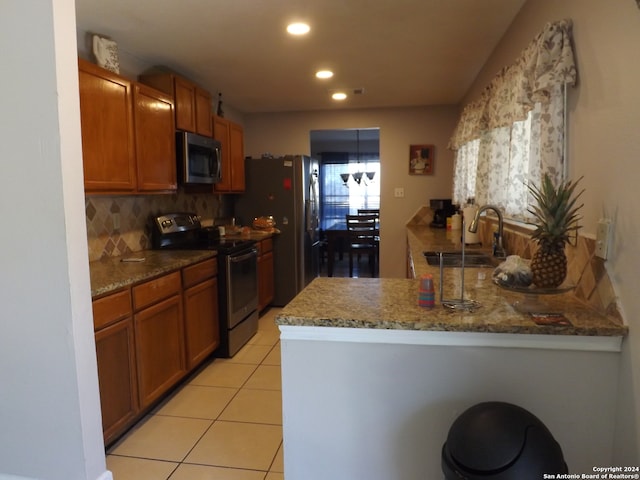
[176,131,222,185]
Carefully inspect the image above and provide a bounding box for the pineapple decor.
[527,174,584,288]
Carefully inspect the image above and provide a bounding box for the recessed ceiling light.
[332,92,347,101]
[287,22,310,35]
[316,70,334,79]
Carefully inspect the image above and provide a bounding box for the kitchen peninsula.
[275,223,627,479]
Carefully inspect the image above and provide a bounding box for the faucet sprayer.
[469,205,506,257]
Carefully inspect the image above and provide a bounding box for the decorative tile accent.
[85,191,225,261]
[406,207,623,320]
[406,206,433,226]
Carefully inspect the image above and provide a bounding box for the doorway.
[310,128,380,277]
[310,128,380,230]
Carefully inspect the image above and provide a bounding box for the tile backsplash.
[408,206,623,322]
[86,190,227,262]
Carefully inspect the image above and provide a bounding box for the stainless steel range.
[151,213,258,357]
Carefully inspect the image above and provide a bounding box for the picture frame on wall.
[409,144,434,175]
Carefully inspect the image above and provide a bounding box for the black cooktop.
[151,213,255,254]
[197,227,256,253]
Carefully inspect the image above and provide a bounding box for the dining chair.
[345,214,379,277]
[357,209,380,231]
[357,208,379,216]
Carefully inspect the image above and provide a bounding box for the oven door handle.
[228,248,258,263]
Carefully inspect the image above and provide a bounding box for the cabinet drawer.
[93,289,132,331]
[182,258,217,288]
[133,272,181,310]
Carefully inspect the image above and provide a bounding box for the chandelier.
[342,129,376,186]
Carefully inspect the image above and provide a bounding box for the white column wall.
[0,1,108,479]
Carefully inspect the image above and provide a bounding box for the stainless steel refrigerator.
[234,155,320,306]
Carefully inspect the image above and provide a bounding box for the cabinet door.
[134,295,186,408]
[183,277,219,369]
[195,87,213,137]
[258,250,274,311]
[229,121,245,192]
[78,59,135,192]
[133,84,177,192]
[263,251,275,309]
[174,76,196,133]
[95,318,138,444]
[213,115,232,192]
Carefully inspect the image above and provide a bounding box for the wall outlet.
[113,212,120,230]
[595,218,611,260]
[394,187,405,198]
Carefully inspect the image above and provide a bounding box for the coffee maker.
[430,198,457,228]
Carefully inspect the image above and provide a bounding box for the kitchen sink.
[423,251,500,268]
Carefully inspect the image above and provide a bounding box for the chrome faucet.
[468,205,506,257]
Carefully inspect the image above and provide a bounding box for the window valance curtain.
[449,19,577,216]
[449,19,576,150]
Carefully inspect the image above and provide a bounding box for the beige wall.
[462,0,640,464]
[242,106,460,278]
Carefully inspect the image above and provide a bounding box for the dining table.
[324,221,347,277]
[324,216,380,276]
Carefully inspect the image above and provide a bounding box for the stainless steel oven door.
[225,247,259,328]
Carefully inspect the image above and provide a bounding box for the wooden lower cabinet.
[183,259,219,369]
[94,259,221,444]
[257,238,275,311]
[93,289,138,445]
[134,293,186,409]
[95,318,138,443]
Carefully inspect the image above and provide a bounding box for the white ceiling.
[75,0,526,114]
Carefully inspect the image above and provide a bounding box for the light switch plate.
[595,218,611,260]
[394,187,405,198]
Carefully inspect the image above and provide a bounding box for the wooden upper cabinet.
[213,114,245,193]
[213,115,231,192]
[133,84,177,192]
[78,58,136,192]
[195,88,213,137]
[173,76,196,132]
[139,72,212,136]
[229,120,245,191]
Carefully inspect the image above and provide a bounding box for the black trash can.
[442,401,567,479]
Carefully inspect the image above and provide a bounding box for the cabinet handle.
[229,249,258,263]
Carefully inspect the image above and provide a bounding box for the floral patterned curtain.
[449,19,577,217]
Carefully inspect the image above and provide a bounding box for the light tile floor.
[107,308,284,480]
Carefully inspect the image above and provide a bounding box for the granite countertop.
[89,229,277,298]
[276,226,628,337]
[90,250,217,298]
